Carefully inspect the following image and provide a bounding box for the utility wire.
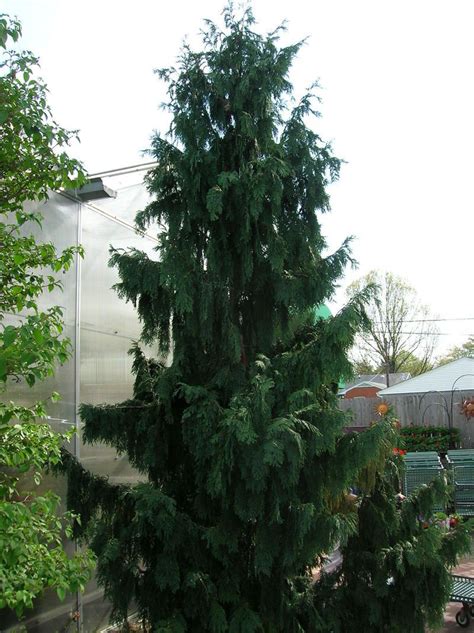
[372,317,474,324]
[371,331,474,336]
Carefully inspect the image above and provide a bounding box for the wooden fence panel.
[338,392,474,447]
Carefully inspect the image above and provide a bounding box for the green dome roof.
[313,304,332,321]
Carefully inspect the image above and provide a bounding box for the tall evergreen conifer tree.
[64,6,397,630]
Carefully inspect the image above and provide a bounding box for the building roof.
[347,380,385,390]
[378,357,474,396]
[313,304,332,321]
[338,373,410,396]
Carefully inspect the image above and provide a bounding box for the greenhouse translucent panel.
[78,200,155,485]
[77,176,157,630]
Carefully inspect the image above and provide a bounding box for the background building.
[339,373,410,399]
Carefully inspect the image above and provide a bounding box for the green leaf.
[0,357,7,381]
[2,326,17,347]
[33,329,44,344]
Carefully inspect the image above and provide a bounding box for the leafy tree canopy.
[351,357,378,375]
[352,352,432,379]
[0,14,94,617]
[436,336,474,366]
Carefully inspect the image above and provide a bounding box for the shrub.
[400,426,460,452]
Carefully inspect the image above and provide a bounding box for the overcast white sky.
[4,0,474,355]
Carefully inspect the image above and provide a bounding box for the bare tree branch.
[347,271,439,376]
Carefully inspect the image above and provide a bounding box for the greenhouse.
[1,163,158,632]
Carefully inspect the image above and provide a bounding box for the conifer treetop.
[112,4,352,388]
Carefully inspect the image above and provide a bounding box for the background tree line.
[348,270,473,377]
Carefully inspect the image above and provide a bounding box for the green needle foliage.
[318,413,471,633]
[336,480,470,633]
[63,6,402,631]
[0,14,95,616]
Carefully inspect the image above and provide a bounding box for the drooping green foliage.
[59,6,464,631]
[318,415,472,633]
[0,14,95,616]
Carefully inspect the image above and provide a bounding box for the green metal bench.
[404,459,441,467]
[405,451,439,459]
[452,465,474,516]
[447,452,474,469]
[450,574,474,627]
[402,466,445,511]
[403,452,442,470]
[404,452,441,467]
